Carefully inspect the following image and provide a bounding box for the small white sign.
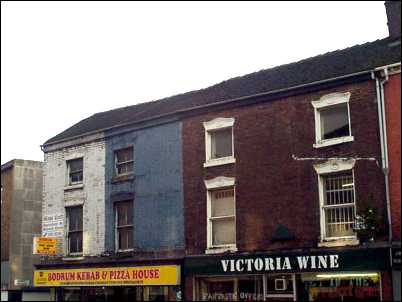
[42,213,64,237]
[14,279,30,286]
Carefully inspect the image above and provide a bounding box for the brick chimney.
[385,1,401,38]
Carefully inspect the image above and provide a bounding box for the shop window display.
[266,274,295,301]
[197,276,263,301]
[298,272,381,301]
[62,286,181,301]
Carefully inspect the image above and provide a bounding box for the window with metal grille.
[209,188,235,246]
[67,158,83,185]
[115,148,134,176]
[322,172,356,239]
[115,201,133,250]
[67,206,83,254]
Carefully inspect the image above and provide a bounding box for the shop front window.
[298,272,381,301]
[266,274,295,301]
[197,276,263,301]
[62,286,181,302]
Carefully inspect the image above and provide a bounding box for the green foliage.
[355,193,382,242]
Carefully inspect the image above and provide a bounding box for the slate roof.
[44,37,401,145]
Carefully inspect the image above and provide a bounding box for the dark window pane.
[320,104,350,140]
[69,159,83,173]
[68,207,83,231]
[211,129,232,158]
[118,227,133,250]
[117,162,133,175]
[126,202,133,225]
[115,201,133,250]
[68,158,83,184]
[116,201,133,226]
[115,148,134,175]
[69,231,82,253]
[116,148,133,163]
[70,172,83,183]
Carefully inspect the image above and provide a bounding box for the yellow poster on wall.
[33,237,57,255]
[34,265,180,287]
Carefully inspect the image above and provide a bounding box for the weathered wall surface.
[104,122,184,251]
[1,166,13,262]
[6,160,43,290]
[183,80,387,255]
[43,141,106,256]
[384,72,401,240]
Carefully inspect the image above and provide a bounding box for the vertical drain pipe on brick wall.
[372,66,392,243]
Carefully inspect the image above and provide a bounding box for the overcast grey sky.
[1,1,389,165]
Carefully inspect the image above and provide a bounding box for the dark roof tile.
[44,37,401,145]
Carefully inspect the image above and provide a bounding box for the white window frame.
[311,92,354,148]
[205,176,237,254]
[114,200,134,252]
[203,117,236,168]
[314,159,359,247]
[66,157,84,186]
[114,147,134,176]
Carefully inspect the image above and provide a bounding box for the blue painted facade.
[104,122,184,251]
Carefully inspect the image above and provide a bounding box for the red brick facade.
[183,80,388,256]
[384,72,401,241]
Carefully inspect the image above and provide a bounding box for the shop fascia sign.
[221,254,339,273]
[34,265,180,287]
[185,248,390,275]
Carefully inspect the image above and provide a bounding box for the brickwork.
[381,270,393,301]
[43,140,106,256]
[384,73,401,241]
[183,80,387,255]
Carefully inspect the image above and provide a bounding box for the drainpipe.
[372,68,392,243]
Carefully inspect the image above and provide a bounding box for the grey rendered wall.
[104,122,184,251]
[9,160,42,290]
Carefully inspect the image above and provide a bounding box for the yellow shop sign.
[34,265,180,287]
[33,237,57,255]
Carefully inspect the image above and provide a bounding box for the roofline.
[42,62,401,149]
[1,159,44,171]
[1,160,15,172]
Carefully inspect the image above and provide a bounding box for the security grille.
[323,172,356,238]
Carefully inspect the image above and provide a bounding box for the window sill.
[314,136,354,148]
[116,248,135,253]
[62,255,84,261]
[204,157,236,168]
[205,245,238,254]
[64,183,84,191]
[111,173,134,183]
[318,238,359,248]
